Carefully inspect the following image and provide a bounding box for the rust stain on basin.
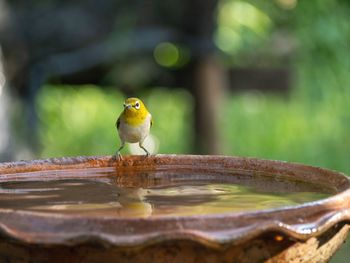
[0,154,349,262]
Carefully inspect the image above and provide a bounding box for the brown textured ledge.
[0,155,349,262]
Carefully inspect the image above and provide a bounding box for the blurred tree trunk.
[191,56,226,154]
[183,0,227,154]
[0,83,13,161]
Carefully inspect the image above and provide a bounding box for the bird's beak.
[124,104,132,109]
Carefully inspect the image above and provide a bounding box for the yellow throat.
[121,98,149,126]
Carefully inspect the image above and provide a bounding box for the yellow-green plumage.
[116,98,152,159]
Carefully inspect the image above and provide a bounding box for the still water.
[0,168,331,217]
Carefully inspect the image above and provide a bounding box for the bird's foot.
[139,144,150,157]
[115,151,123,161]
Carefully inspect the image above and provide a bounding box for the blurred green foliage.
[223,91,350,174]
[37,86,193,158]
[37,83,350,174]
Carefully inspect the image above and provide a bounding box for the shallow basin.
[0,155,349,262]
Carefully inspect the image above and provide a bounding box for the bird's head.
[123,97,148,117]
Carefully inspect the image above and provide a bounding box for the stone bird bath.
[0,155,349,262]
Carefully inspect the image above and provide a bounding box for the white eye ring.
[135,102,140,109]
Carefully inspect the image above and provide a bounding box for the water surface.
[0,168,332,217]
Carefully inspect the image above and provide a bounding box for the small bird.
[116,97,152,159]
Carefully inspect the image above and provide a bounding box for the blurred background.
[0,0,349,261]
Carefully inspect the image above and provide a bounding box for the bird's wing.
[116,117,121,129]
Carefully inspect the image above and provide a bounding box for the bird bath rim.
[0,154,349,249]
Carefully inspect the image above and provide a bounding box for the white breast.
[118,113,152,144]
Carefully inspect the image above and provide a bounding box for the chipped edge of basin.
[0,154,349,249]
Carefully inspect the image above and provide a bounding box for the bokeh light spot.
[218,1,271,35]
[276,0,297,10]
[215,26,242,54]
[154,42,180,67]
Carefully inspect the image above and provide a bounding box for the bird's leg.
[115,142,125,160]
[139,142,150,156]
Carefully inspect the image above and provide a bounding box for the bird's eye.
[123,103,126,108]
[135,102,140,109]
